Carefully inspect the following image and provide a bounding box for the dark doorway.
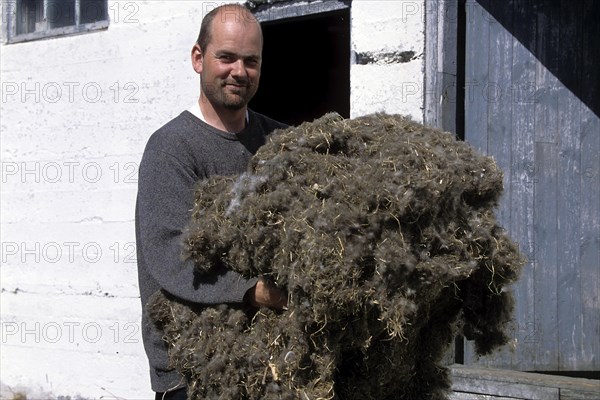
[250,9,351,127]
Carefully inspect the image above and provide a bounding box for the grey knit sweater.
[135,110,287,392]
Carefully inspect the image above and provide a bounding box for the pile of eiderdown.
[148,113,525,400]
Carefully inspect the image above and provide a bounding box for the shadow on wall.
[477,0,599,118]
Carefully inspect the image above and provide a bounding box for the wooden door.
[463,0,599,372]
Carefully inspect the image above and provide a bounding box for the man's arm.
[137,147,258,305]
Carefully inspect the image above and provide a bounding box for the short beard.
[221,95,247,110]
[201,80,252,111]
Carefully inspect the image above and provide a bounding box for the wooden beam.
[450,365,600,400]
[449,393,520,400]
[253,0,350,22]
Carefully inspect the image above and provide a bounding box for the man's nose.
[231,59,248,79]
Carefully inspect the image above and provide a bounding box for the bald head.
[197,4,262,54]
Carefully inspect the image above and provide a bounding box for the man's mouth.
[224,81,248,88]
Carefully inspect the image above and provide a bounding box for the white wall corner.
[350,0,426,122]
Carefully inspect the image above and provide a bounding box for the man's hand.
[246,276,288,310]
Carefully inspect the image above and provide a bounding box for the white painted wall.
[0,1,427,398]
[0,1,214,398]
[350,0,425,122]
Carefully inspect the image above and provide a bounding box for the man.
[135,4,288,399]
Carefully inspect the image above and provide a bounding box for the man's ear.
[191,43,203,74]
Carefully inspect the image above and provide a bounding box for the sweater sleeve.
[136,147,258,304]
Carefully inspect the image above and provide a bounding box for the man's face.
[199,14,262,111]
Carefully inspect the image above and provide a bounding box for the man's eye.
[219,55,234,62]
